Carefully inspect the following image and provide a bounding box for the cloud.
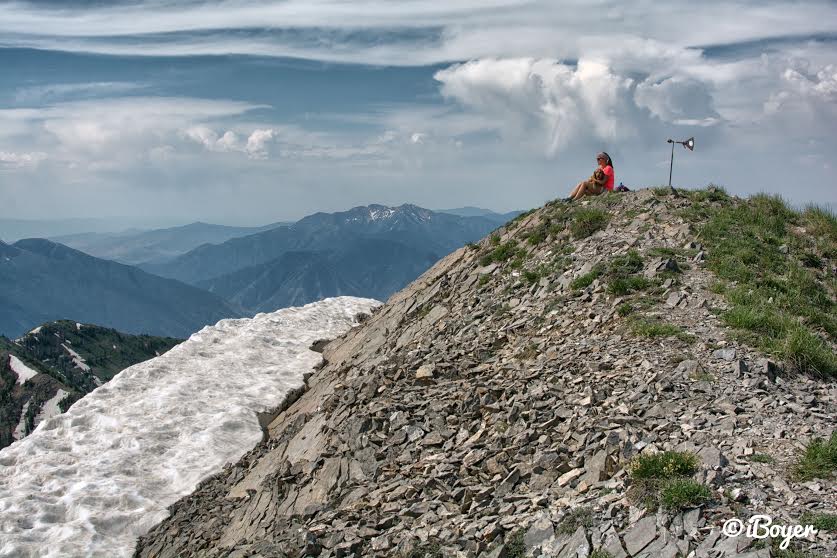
[0,97,266,163]
[2,1,836,66]
[0,151,47,169]
[184,127,278,159]
[13,82,147,104]
[434,58,715,155]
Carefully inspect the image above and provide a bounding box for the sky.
[0,0,835,226]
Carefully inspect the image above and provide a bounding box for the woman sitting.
[566,152,615,201]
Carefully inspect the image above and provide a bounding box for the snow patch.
[76,323,83,331]
[28,326,42,336]
[33,389,69,429]
[9,356,38,385]
[12,402,29,441]
[0,296,379,558]
[61,343,91,372]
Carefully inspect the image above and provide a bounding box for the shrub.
[660,479,711,510]
[793,432,837,481]
[571,208,609,239]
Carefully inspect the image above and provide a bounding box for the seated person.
[566,152,615,201]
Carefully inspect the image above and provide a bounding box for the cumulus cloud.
[435,58,715,155]
[184,127,278,159]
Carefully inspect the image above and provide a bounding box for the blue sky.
[1,1,835,225]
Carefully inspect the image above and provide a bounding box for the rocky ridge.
[135,190,835,558]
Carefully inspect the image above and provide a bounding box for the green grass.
[557,507,594,535]
[405,541,443,558]
[627,451,709,511]
[793,432,837,481]
[589,552,614,558]
[505,530,526,558]
[608,276,652,295]
[629,317,693,342]
[747,453,775,464]
[660,479,712,510]
[570,207,610,239]
[479,240,522,267]
[800,512,837,532]
[685,184,730,203]
[616,303,634,317]
[570,265,604,290]
[697,195,837,377]
[629,451,700,479]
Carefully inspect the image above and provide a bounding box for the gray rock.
[623,516,657,556]
[712,348,736,361]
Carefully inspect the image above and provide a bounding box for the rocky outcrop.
[135,190,835,557]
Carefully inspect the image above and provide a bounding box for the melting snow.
[9,356,39,385]
[33,389,69,429]
[0,297,379,558]
[12,402,30,441]
[61,343,91,372]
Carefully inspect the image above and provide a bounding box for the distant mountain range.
[0,321,181,449]
[0,204,522,338]
[197,237,439,313]
[142,204,515,286]
[0,238,241,339]
[142,204,516,312]
[50,221,286,265]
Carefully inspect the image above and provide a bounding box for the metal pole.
[668,141,675,192]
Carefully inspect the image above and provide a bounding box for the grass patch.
[557,507,594,535]
[697,195,837,377]
[747,453,775,464]
[616,303,634,317]
[589,552,614,558]
[793,432,837,481]
[685,184,730,203]
[504,530,526,558]
[629,317,693,342]
[629,451,700,479]
[570,207,610,239]
[660,479,712,510]
[405,540,443,558]
[800,512,837,532]
[628,451,709,511]
[479,240,522,267]
[570,265,604,290]
[478,274,491,287]
[608,276,652,296]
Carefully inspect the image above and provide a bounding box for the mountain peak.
[136,187,837,557]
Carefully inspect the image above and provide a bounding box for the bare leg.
[572,182,592,200]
